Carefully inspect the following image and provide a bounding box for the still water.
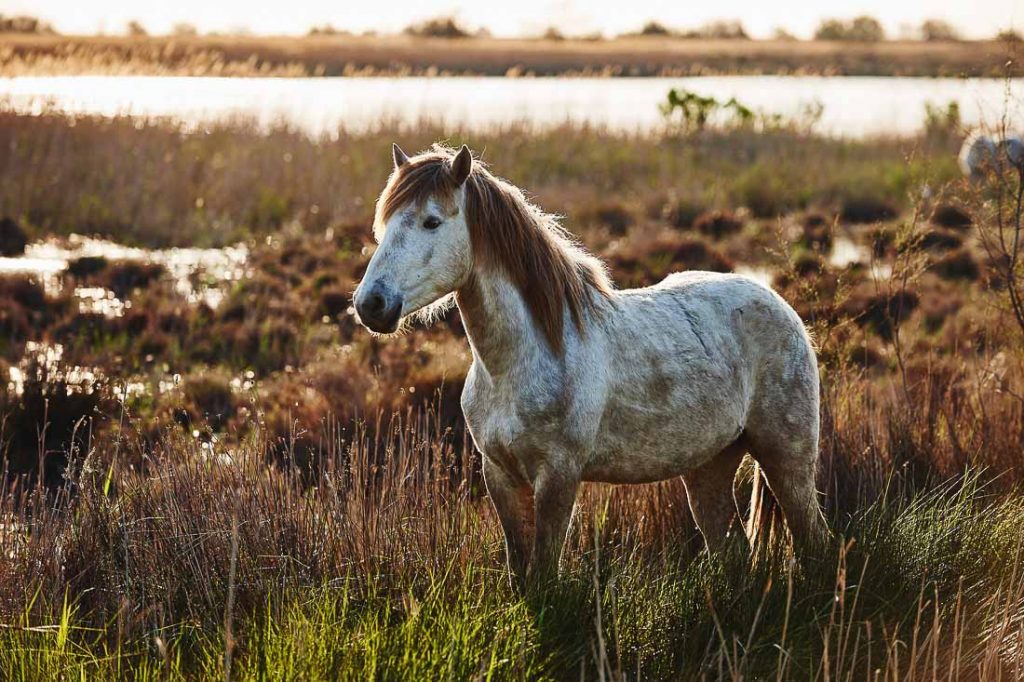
[2,75,1022,137]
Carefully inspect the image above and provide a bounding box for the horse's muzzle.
[354,283,402,333]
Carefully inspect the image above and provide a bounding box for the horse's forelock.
[375,152,459,237]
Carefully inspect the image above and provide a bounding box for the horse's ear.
[392,143,409,169]
[451,145,473,186]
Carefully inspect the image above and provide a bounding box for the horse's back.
[644,269,820,449]
[642,270,817,388]
[581,271,815,481]
[616,270,809,352]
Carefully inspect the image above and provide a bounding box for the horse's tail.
[743,460,774,551]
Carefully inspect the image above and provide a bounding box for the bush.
[579,203,634,236]
[693,209,743,239]
[932,249,980,281]
[815,16,885,42]
[404,17,471,39]
[920,20,960,41]
[100,261,166,298]
[126,20,148,37]
[660,198,706,229]
[638,21,672,37]
[918,228,963,252]
[697,20,748,40]
[800,212,834,252]
[0,216,28,256]
[840,196,898,223]
[0,14,56,34]
[608,235,734,288]
[182,372,238,430]
[67,256,109,278]
[930,204,972,230]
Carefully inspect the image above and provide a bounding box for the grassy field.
[0,105,1023,678]
[0,32,1018,77]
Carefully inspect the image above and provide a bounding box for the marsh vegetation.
[0,102,1023,678]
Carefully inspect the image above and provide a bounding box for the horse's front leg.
[482,457,535,588]
[529,462,580,582]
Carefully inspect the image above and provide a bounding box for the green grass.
[2,467,1023,680]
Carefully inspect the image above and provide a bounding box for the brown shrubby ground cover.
[0,107,1023,678]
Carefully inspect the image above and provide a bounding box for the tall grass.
[1,108,1023,678]
[0,107,958,247]
[1,396,1023,679]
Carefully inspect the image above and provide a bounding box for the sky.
[4,0,1020,40]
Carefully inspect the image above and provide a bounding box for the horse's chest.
[461,364,568,478]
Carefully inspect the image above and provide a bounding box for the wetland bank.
[1,85,1024,677]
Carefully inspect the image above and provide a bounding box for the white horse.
[354,144,828,584]
[959,132,1024,180]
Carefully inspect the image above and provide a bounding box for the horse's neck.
[455,269,552,378]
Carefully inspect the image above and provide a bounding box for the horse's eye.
[422,216,442,231]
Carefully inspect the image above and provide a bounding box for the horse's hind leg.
[682,442,746,552]
[745,432,829,552]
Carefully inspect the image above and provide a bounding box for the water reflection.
[0,235,248,308]
[2,75,1021,138]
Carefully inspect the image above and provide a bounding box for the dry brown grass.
[0,108,1023,678]
[0,33,1015,77]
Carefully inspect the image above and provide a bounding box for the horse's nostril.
[365,292,385,314]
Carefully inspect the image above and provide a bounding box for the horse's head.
[354,143,474,334]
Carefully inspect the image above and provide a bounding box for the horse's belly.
[582,401,738,484]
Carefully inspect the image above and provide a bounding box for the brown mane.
[375,145,613,355]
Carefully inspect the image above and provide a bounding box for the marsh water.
[2,75,1022,137]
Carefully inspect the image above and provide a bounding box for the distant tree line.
[402,17,491,39]
[629,20,749,39]
[3,12,1020,44]
[813,16,886,41]
[0,14,57,34]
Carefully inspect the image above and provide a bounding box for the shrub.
[319,286,350,319]
[932,249,980,281]
[404,17,471,39]
[693,209,744,239]
[660,198,706,229]
[815,16,885,42]
[638,21,672,37]
[918,228,963,252]
[182,371,238,430]
[608,235,733,288]
[67,256,109,278]
[697,20,748,40]
[930,204,972,230]
[126,20,148,37]
[580,203,634,236]
[842,286,919,340]
[0,275,45,310]
[101,261,166,298]
[840,196,898,223]
[0,216,28,256]
[0,14,56,34]
[920,20,960,41]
